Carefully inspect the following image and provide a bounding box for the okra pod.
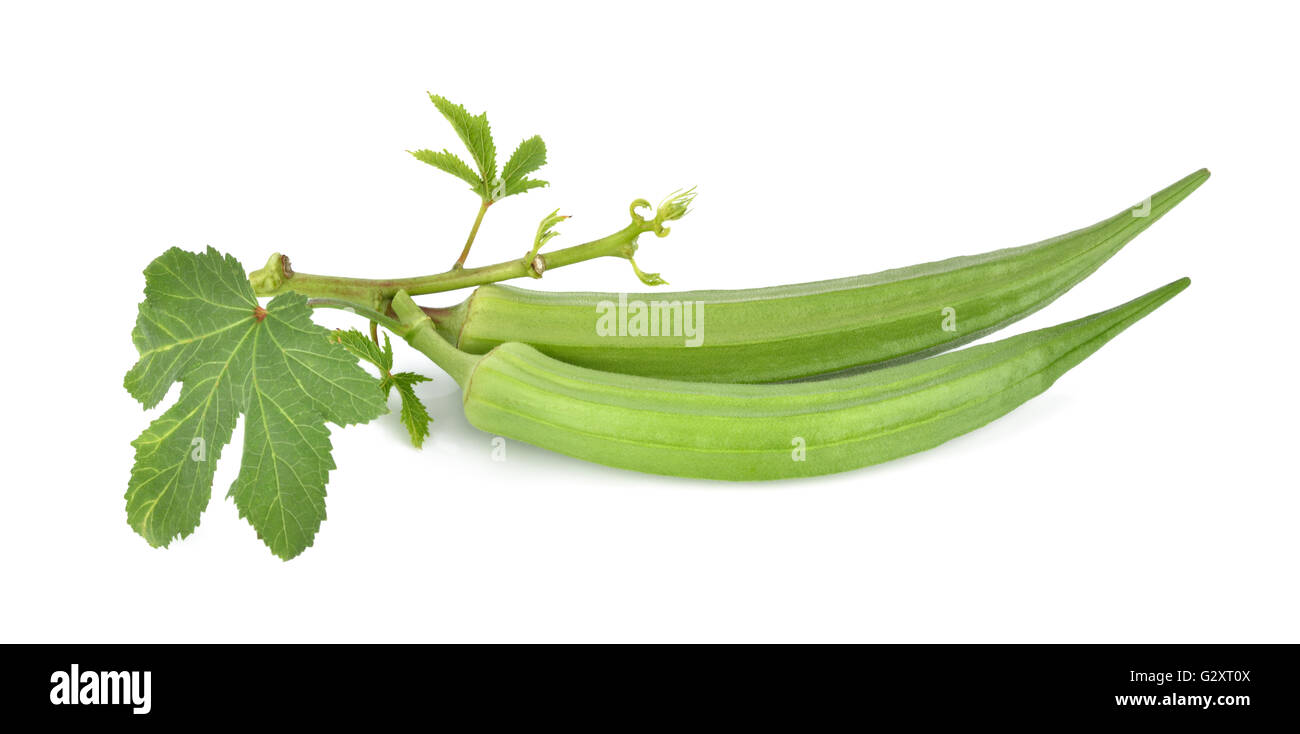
[429,170,1207,382]
[394,278,1189,481]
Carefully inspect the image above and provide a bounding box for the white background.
[2,1,1296,643]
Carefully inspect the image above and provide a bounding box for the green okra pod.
[427,169,1207,382]
[393,278,1189,481]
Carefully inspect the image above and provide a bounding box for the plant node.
[249,252,292,295]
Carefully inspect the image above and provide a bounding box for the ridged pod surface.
[432,170,1207,382]
[395,279,1188,481]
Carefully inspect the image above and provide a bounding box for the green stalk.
[453,200,491,269]
[248,191,693,311]
[390,291,478,384]
[306,298,405,333]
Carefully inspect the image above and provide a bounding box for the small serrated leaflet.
[125,247,387,560]
[527,209,567,262]
[332,328,391,372]
[336,329,434,449]
[385,372,433,448]
[428,94,496,187]
[505,177,549,198]
[409,149,484,196]
[501,135,548,198]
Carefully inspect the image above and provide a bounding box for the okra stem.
[306,298,405,333]
[248,190,694,311]
[390,290,478,384]
[453,200,491,270]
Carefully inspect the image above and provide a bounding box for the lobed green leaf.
[124,248,387,560]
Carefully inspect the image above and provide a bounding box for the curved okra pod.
[393,278,1189,481]
[427,169,1207,383]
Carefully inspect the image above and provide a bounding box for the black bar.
[2,644,1290,723]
